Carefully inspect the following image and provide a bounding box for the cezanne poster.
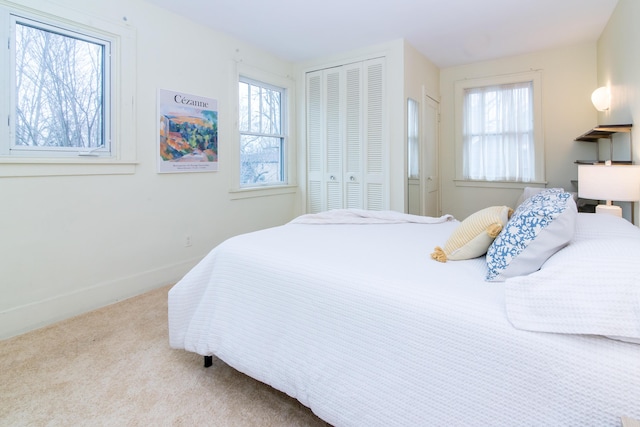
[158,89,218,173]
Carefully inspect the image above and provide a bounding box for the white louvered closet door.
[325,68,344,210]
[306,58,385,213]
[306,71,323,214]
[344,63,362,209]
[363,58,385,210]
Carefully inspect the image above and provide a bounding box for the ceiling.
[144,0,619,68]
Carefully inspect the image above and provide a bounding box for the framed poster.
[158,89,218,173]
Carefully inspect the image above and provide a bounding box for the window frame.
[238,76,286,188]
[230,63,296,199]
[454,71,545,188]
[0,1,136,177]
[9,15,111,158]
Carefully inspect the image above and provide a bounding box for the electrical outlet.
[185,235,192,247]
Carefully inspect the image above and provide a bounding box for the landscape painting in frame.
[158,89,218,173]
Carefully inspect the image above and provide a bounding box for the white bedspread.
[289,208,454,224]
[169,219,640,426]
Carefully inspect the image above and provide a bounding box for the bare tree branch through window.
[239,77,285,186]
[14,19,106,150]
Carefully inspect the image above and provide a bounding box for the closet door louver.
[306,71,323,214]
[306,58,385,213]
[325,68,343,210]
[363,58,384,210]
[344,63,362,209]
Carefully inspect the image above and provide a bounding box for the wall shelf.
[575,124,632,141]
[574,124,633,164]
[574,160,632,165]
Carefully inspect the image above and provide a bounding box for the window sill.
[229,184,298,200]
[454,179,547,189]
[0,158,138,177]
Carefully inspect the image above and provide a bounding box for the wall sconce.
[578,163,640,218]
[591,86,610,111]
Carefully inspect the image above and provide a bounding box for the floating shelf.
[574,160,632,165]
[574,124,633,164]
[575,124,632,142]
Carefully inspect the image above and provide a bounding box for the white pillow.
[486,189,576,281]
[505,238,640,342]
[514,186,553,208]
[573,212,640,242]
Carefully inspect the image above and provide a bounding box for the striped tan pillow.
[432,206,512,262]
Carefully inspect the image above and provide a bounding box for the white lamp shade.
[578,164,640,202]
[591,87,610,111]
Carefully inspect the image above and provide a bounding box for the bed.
[169,190,640,426]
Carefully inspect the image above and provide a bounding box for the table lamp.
[578,163,640,217]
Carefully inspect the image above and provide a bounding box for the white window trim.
[0,0,137,177]
[453,71,545,188]
[229,61,296,199]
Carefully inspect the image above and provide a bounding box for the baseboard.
[0,257,202,340]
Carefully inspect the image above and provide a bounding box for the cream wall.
[0,0,299,339]
[404,41,440,103]
[596,0,640,224]
[597,0,640,131]
[439,44,599,220]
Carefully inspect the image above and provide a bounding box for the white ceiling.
[144,0,619,68]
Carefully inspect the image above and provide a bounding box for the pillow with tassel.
[431,206,513,262]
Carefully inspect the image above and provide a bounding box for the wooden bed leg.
[204,355,213,368]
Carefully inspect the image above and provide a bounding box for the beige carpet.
[0,285,329,426]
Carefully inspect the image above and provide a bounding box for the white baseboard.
[0,257,201,340]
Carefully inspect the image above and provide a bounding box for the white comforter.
[169,215,640,426]
[289,208,454,224]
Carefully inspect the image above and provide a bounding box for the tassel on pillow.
[486,223,503,239]
[431,246,447,262]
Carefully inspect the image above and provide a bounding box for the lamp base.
[595,204,622,217]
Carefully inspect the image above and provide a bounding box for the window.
[10,16,110,157]
[454,72,544,186]
[238,76,286,187]
[407,98,419,179]
[463,82,533,181]
[0,3,136,177]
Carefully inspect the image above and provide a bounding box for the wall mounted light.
[591,86,611,111]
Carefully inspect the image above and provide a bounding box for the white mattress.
[169,218,640,426]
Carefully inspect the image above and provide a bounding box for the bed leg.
[204,355,213,368]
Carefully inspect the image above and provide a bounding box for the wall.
[404,41,440,104]
[0,0,298,339]
[596,0,640,224]
[439,44,599,220]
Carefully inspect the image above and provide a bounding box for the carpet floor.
[0,285,329,426]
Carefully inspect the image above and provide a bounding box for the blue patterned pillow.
[485,189,576,281]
